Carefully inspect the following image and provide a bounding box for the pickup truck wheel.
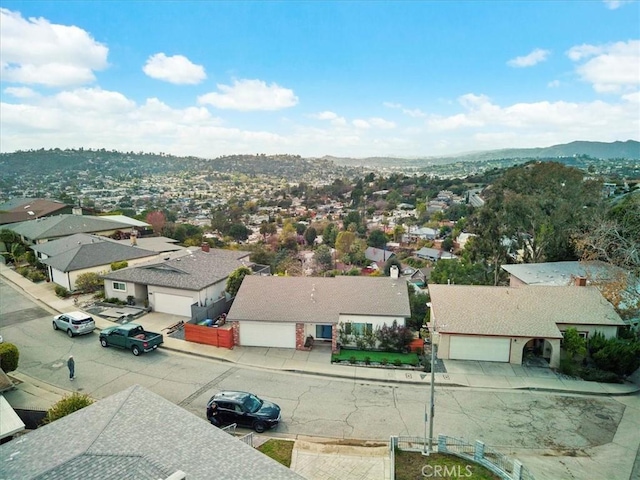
[52,322,58,330]
[132,345,141,356]
[100,338,108,347]
[66,329,74,338]
[253,421,266,433]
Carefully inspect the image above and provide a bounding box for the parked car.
[99,323,163,355]
[206,391,281,433]
[52,312,96,337]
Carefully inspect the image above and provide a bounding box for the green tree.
[304,226,317,246]
[314,245,334,271]
[226,266,252,296]
[228,223,250,241]
[336,231,356,260]
[367,229,388,249]
[0,342,19,372]
[563,327,586,360]
[430,258,489,285]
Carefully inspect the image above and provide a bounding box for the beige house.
[428,284,625,368]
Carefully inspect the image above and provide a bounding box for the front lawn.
[395,451,500,480]
[332,349,420,366]
[257,439,295,467]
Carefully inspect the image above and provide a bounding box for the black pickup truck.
[99,323,163,355]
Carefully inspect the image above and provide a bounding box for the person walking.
[67,354,75,381]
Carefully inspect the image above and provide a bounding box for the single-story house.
[0,198,81,225]
[428,284,626,368]
[0,384,303,480]
[365,247,395,265]
[31,233,158,291]
[113,235,185,254]
[102,245,257,317]
[228,276,411,352]
[4,213,136,245]
[502,261,639,329]
[415,247,456,262]
[406,226,438,242]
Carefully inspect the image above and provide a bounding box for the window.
[346,322,373,336]
[113,282,126,292]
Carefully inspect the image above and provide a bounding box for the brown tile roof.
[428,284,624,338]
[228,276,411,324]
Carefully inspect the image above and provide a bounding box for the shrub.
[559,358,577,377]
[17,267,30,277]
[110,260,128,271]
[393,358,402,367]
[579,367,621,383]
[28,270,46,282]
[375,320,414,353]
[592,339,640,377]
[0,342,19,372]
[44,393,94,424]
[381,358,389,366]
[423,360,431,373]
[75,272,102,293]
[364,356,371,365]
[348,356,357,364]
[55,285,70,298]
[355,336,367,350]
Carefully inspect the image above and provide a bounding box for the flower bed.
[331,349,421,367]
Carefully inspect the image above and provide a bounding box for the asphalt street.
[1,277,639,480]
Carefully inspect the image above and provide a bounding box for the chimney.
[72,206,82,215]
[201,243,210,253]
[390,265,399,279]
[575,276,587,287]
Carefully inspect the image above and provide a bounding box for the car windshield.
[243,394,263,413]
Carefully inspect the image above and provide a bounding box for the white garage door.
[240,322,296,349]
[153,293,194,317]
[449,336,510,362]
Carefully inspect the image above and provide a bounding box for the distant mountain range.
[324,140,640,168]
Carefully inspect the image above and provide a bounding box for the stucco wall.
[557,324,619,339]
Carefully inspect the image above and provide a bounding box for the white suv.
[53,312,96,337]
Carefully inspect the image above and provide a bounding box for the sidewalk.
[2,263,639,397]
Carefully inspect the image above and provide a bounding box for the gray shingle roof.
[501,260,628,286]
[364,247,395,263]
[5,215,134,241]
[33,234,156,272]
[228,276,411,324]
[428,284,625,338]
[0,385,303,480]
[103,248,252,291]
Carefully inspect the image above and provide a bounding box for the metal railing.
[239,432,254,447]
[389,435,535,480]
[220,423,237,435]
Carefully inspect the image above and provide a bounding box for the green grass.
[395,451,501,480]
[331,349,420,366]
[257,439,295,468]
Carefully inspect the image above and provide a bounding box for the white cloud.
[0,8,108,87]
[507,48,551,67]
[198,79,298,111]
[567,40,640,93]
[603,0,635,9]
[309,110,347,126]
[352,119,370,129]
[4,87,37,98]
[369,117,396,129]
[143,53,206,85]
[384,101,427,117]
[547,80,561,88]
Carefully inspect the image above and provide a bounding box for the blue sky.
[1,1,638,158]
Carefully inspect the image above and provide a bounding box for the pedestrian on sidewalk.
[67,354,75,381]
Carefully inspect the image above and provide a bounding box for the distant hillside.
[325,140,640,168]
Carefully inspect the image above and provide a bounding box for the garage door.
[240,322,296,349]
[153,293,194,317]
[449,336,510,362]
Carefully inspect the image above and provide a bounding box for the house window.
[348,322,373,336]
[113,282,126,292]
